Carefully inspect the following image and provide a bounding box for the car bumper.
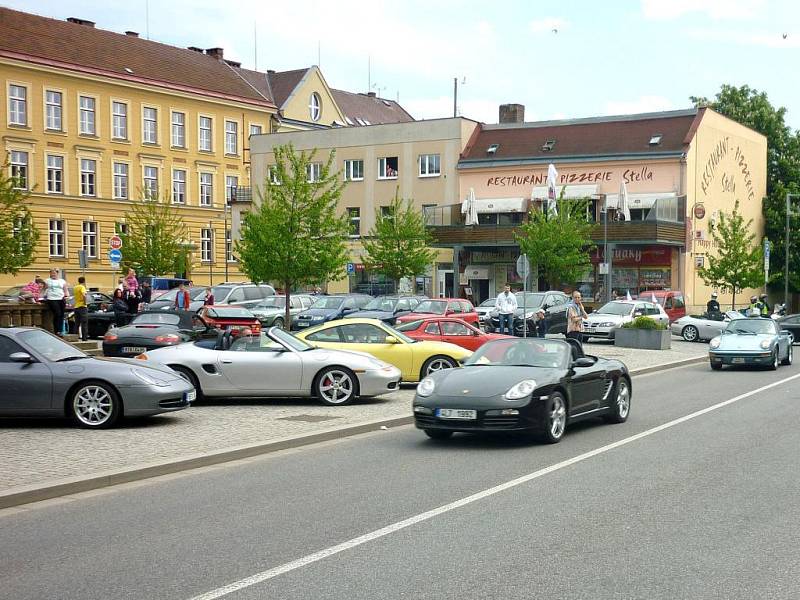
[103,343,168,358]
[582,325,618,339]
[670,324,684,336]
[413,400,545,433]
[357,366,402,397]
[709,351,774,366]
[120,380,194,416]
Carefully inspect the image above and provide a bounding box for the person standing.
[111,288,129,326]
[140,281,152,305]
[173,283,191,310]
[204,287,215,306]
[534,307,547,338]
[495,284,518,336]
[759,293,770,317]
[566,291,588,345]
[124,268,140,313]
[73,276,89,341]
[706,292,720,314]
[44,268,68,336]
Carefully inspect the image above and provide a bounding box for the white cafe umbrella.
[619,180,631,222]
[651,292,658,304]
[461,187,479,225]
[546,163,559,217]
[626,290,633,301]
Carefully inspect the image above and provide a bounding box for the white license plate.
[436,408,477,420]
[297,322,310,328]
[732,357,745,364]
[184,390,197,402]
[122,346,147,354]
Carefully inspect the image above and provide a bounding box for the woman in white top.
[44,268,68,336]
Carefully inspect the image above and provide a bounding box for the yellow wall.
[1,59,276,291]
[277,66,346,129]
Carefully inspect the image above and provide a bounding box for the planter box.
[615,328,671,350]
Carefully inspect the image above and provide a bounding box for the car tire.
[170,365,204,401]
[603,377,631,424]
[710,361,723,370]
[769,349,779,370]
[540,391,567,444]
[273,317,284,330]
[69,381,121,429]
[314,366,358,406]
[424,429,453,440]
[781,344,793,366]
[681,325,699,342]
[421,355,457,379]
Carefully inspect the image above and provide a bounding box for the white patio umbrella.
[461,187,479,225]
[651,292,658,303]
[619,180,631,222]
[546,163,559,217]
[626,290,633,301]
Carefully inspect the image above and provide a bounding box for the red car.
[635,290,686,322]
[394,316,510,351]
[196,305,261,334]
[395,298,480,328]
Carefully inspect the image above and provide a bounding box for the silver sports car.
[138,326,402,405]
[671,310,745,342]
[709,317,793,370]
[0,327,194,428]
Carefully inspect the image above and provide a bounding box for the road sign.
[108,248,122,263]
[110,261,120,270]
[109,235,123,250]
[764,238,770,261]
[516,254,530,279]
[346,262,355,274]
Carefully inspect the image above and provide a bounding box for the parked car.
[0,327,193,428]
[250,294,314,329]
[670,310,745,342]
[66,292,117,337]
[291,294,372,330]
[395,298,480,328]
[196,305,262,334]
[146,287,209,312]
[295,317,471,382]
[774,314,800,344]
[137,276,191,301]
[102,310,211,357]
[343,295,426,325]
[0,285,24,302]
[636,290,686,322]
[709,317,793,370]
[209,283,276,309]
[485,291,570,336]
[475,298,496,327]
[138,326,401,405]
[582,300,669,341]
[412,337,631,443]
[395,317,511,351]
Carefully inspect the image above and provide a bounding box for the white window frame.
[225,120,239,155]
[80,158,97,197]
[171,111,186,148]
[225,175,238,204]
[46,154,64,194]
[269,165,281,185]
[113,162,129,200]
[8,83,28,126]
[48,219,65,257]
[116,222,129,236]
[199,172,213,206]
[344,159,364,182]
[306,162,322,183]
[418,153,441,178]
[142,106,158,144]
[249,123,263,137]
[82,221,98,259]
[112,100,128,140]
[347,207,361,238]
[378,157,398,180]
[172,168,186,204]
[45,90,63,131]
[199,115,213,152]
[226,228,236,262]
[309,93,321,122]
[143,165,159,199]
[78,95,97,135]
[200,228,213,262]
[10,150,29,190]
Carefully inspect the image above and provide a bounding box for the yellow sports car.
[294,318,472,382]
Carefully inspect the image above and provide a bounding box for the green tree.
[361,191,437,290]
[235,143,349,328]
[121,193,188,277]
[515,193,595,289]
[698,200,763,309]
[0,167,38,275]
[692,85,800,295]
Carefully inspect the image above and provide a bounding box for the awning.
[532,184,598,199]
[464,265,490,279]
[474,197,527,213]
[604,192,676,209]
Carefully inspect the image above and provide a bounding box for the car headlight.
[131,368,169,387]
[417,377,436,397]
[760,339,771,349]
[504,379,537,400]
[710,337,721,349]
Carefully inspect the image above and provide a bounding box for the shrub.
[622,316,666,330]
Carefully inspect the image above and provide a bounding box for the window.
[143,106,158,144]
[78,96,96,135]
[80,159,96,196]
[199,172,213,206]
[171,111,185,148]
[112,101,128,139]
[48,219,64,257]
[0,336,25,362]
[339,323,387,344]
[46,155,63,194]
[344,159,364,181]
[419,154,441,177]
[306,162,322,183]
[269,165,281,185]
[347,207,361,237]
[226,229,235,262]
[249,124,262,136]
[225,120,238,155]
[8,84,27,125]
[309,93,321,122]
[113,162,128,199]
[448,301,462,313]
[225,175,238,204]
[199,116,212,151]
[201,228,213,262]
[172,169,186,204]
[307,327,342,343]
[45,90,62,130]
[82,221,98,259]
[143,166,159,199]
[115,222,128,236]
[380,205,395,222]
[442,321,471,336]
[424,322,440,335]
[378,156,398,179]
[10,151,28,189]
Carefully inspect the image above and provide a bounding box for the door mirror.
[572,357,594,368]
[9,352,35,363]
[781,329,791,336]
[341,307,355,314]
[384,335,400,344]
[633,310,644,317]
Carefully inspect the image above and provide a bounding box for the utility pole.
[453,77,457,118]
[785,193,797,307]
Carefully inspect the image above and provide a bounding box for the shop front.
[586,245,679,301]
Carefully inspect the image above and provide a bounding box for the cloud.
[529,17,567,33]
[687,28,800,47]
[603,96,675,115]
[641,0,766,21]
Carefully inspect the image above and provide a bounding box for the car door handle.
[221,359,233,364]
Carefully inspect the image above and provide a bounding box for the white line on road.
[188,371,800,600]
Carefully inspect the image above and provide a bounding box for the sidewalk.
[0,339,707,505]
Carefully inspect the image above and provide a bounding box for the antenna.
[145,0,150,39]
[254,21,258,70]
[368,56,371,93]
[317,40,321,67]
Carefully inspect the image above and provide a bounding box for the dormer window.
[649,134,663,145]
[309,93,321,122]
[487,143,499,154]
[541,139,556,151]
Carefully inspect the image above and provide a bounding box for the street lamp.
[785,193,798,306]
[208,219,213,286]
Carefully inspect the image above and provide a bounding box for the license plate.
[184,390,197,403]
[297,322,309,327]
[732,357,745,364]
[122,346,147,354]
[436,408,477,420]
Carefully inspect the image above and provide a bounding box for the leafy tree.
[121,192,188,277]
[0,167,38,275]
[698,200,763,308]
[361,191,437,290]
[515,193,595,289]
[235,143,349,328]
[692,85,800,296]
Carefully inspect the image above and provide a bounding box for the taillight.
[154,334,180,344]
[104,333,118,341]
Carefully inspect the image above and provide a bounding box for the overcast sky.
[7,0,800,128]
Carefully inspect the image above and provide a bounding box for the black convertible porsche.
[102,310,211,358]
[413,337,631,443]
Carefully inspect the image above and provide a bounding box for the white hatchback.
[583,300,669,340]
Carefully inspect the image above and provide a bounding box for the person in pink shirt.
[124,268,140,312]
[19,276,45,303]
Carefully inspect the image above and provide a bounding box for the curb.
[0,355,706,510]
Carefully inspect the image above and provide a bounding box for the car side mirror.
[781,329,791,336]
[341,307,355,314]
[634,311,644,317]
[572,357,594,368]
[384,335,400,344]
[9,352,35,363]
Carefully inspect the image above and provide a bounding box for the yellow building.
[0,8,277,290]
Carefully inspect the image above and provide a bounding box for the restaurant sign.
[590,245,672,266]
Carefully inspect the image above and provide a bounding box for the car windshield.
[384,325,417,344]
[310,296,345,309]
[515,292,545,306]
[363,297,398,311]
[206,306,253,318]
[479,299,495,308]
[19,329,87,362]
[596,302,634,316]
[132,313,181,326]
[464,338,569,369]
[155,288,205,302]
[255,297,286,309]
[272,327,314,351]
[414,300,447,314]
[394,320,423,332]
[211,286,233,300]
[724,320,776,335]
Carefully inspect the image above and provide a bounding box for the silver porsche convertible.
[137,327,402,405]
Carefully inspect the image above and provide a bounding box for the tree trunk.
[732,290,736,310]
[284,282,291,331]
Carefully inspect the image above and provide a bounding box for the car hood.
[110,324,181,338]
[251,307,284,316]
[54,355,183,381]
[420,365,561,401]
[585,313,627,324]
[344,310,395,320]
[716,333,775,350]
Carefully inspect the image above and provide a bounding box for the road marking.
[190,371,800,600]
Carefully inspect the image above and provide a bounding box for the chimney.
[66,17,95,27]
[205,47,224,61]
[125,31,139,37]
[499,103,525,124]
[367,91,376,98]
[267,69,276,75]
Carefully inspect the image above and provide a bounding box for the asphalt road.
[1,361,799,600]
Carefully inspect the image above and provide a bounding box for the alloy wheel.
[73,385,114,426]
[318,369,354,405]
[682,325,698,342]
[425,358,455,376]
[616,379,630,419]
[549,395,566,439]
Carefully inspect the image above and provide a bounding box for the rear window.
[243,287,262,301]
[415,300,447,314]
[205,306,254,318]
[133,313,181,325]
